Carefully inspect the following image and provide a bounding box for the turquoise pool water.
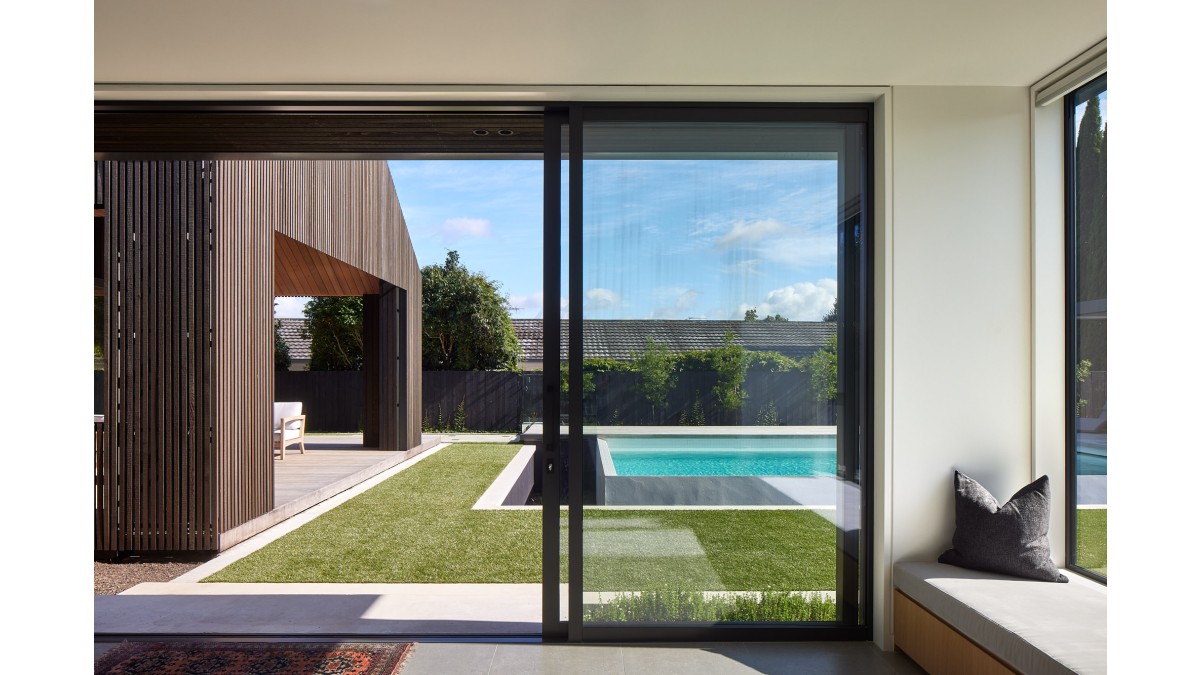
[1077,439,1107,476]
[605,435,836,477]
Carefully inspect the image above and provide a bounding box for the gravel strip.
[94,560,203,595]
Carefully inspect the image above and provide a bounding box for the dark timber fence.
[272,369,834,433]
[275,370,366,432]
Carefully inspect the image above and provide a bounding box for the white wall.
[878,85,1033,645]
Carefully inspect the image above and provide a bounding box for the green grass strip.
[205,443,838,590]
[1076,507,1107,576]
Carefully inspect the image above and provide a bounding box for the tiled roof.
[511,319,835,362]
[275,318,311,360]
[277,317,835,364]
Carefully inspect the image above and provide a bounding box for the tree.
[744,307,787,321]
[1075,95,1107,375]
[302,297,364,370]
[635,338,677,421]
[422,250,520,370]
[803,335,838,403]
[274,319,291,371]
[710,331,748,411]
[822,298,838,323]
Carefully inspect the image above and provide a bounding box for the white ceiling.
[95,0,1105,89]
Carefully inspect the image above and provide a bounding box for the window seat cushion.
[894,561,1106,675]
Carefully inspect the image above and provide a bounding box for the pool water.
[605,435,836,477]
[1077,439,1107,476]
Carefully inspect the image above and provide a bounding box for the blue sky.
[276,158,840,321]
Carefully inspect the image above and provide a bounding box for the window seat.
[893,561,1106,675]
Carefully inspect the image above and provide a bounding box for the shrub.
[583,588,837,622]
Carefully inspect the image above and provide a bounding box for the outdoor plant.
[802,335,838,403]
[635,338,677,422]
[756,402,779,426]
[710,331,748,412]
[421,250,520,371]
[678,393,705,426]
[274,318,291,371]
[1075,358,1093,415]
[302,296,364,370]
[453,399,468,432]
[583,588,837,623]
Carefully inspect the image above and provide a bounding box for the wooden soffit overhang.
[274,231,379,296]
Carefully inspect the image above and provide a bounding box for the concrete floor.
[95,639,925,674]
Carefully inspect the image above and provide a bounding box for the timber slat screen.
[96,159,423,555]
[102,160,218,553]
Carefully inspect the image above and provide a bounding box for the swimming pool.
[594,434,840,506]
[1077,439,1107,476]
[605,435,837,477]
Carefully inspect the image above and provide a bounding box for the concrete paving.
[96,583,544,635]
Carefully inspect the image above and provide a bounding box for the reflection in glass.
[575,120,866,625]
[1070,79,1107,579]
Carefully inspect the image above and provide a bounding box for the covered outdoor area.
[95,160,425,559]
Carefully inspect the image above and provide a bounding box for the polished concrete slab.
[94,639,925,674]
[95,583,544,635]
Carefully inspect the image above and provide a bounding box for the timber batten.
[96,160,422,555]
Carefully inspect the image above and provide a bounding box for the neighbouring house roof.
[279,317,835,366]
[511,318,835,363]
[275,318,312,361]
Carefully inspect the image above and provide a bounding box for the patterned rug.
[95,641,413,674]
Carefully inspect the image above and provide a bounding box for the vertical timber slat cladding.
[213,161,275,535]
[97,159,421,556]
[102,160,218,554]
[231,160,422,451]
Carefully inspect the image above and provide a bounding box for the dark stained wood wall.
[96,160,423,555]
[101,160,218,553]
[218,161,423,452]
[212,165,276,534]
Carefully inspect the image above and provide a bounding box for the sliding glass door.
[552,106,871,640]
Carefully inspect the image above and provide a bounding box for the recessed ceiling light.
[497,129,514,136]
[473,129,489,136]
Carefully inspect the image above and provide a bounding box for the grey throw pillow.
[938,470,1068,582]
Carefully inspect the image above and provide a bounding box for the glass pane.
[577,120,865,625]
[1070,80,1107,578]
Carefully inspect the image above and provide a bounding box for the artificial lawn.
[205,443,838,591]
[1076,507,1107,576]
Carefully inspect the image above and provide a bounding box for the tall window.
[1066,75,1107,581]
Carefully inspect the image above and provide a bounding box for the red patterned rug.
[95,641,413,674]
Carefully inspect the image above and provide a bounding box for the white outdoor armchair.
[273,401,307,460]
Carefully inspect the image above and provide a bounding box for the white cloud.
[737,279,837,321]
[652,288,700,319]
[506,291,542,318]
[584,288,621,310]
[441,217,492,240]
[720,259,762,276]
[716,218,786,247]
[274,296,309,318]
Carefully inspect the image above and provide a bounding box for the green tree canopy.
[635,338,677,418]
[710,331,748,411]
[274,319,291,371]
[302,297,364,371]
[743,307,787,321]
[822,298,838,323]
[421,250,520,371]
[803,335,837,403]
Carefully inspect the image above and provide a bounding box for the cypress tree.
[1075,95,1107,376]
